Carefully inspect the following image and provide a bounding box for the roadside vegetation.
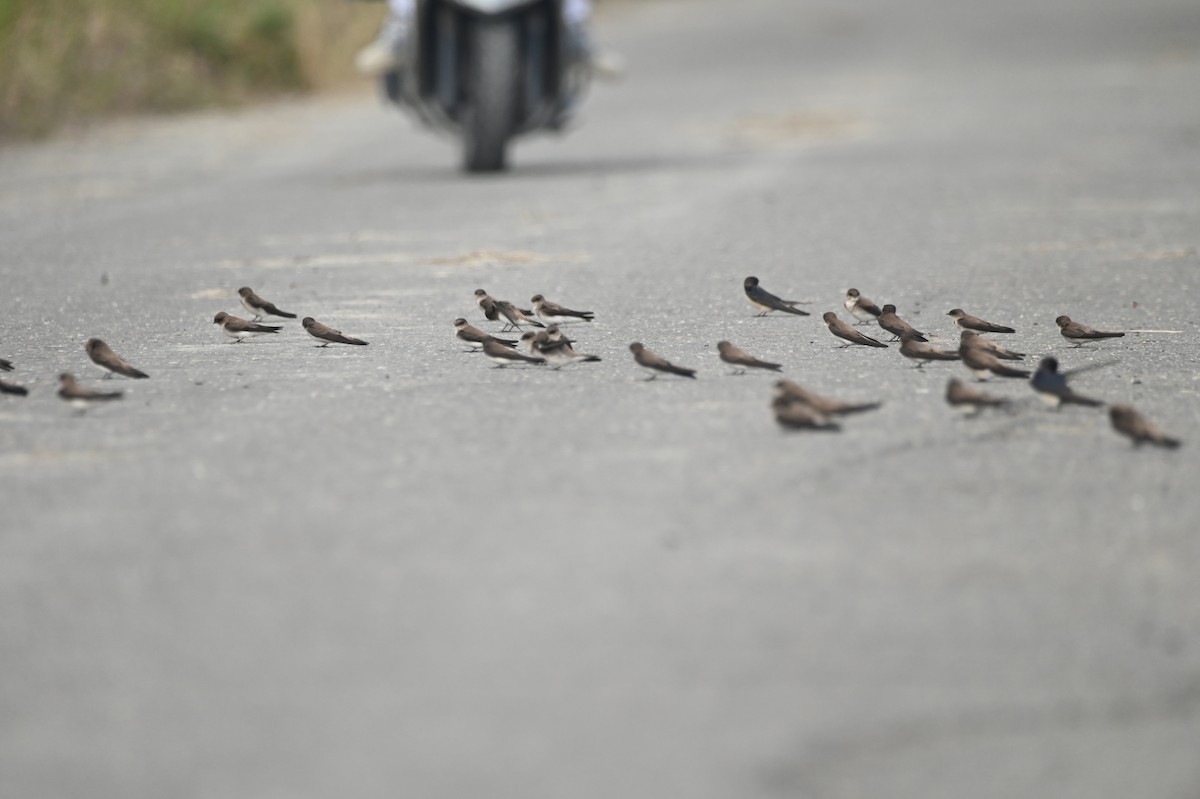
[0,0,384,138]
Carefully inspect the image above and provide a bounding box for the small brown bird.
[302,317,368,346]
[774,380,880,416]
[877,305,927,341]
[58,373,122,410]
[86,338,149,379]
[959,331,1024,361]
[238,287,297,320]
[899,334,960,367]
[717,341,782,374]
[1109,404,1180,449]
[483,336,544,367]
[947,308,1015,334]
[475,289,499,322]
[824,312,888,348]
[629,343,696,379]
[520,331,601,367]
[945,378,1011,414]
[454,318,515,351]
[844,288,882,324]
[0,377,28,396]
[959,338,1031,380]
[474,289,542,331]
[213,312,281,342]
[531,294,594,323]
[1055,315,1125,346]
[772,395,840,431]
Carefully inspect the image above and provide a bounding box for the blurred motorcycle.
[382,0,591,172]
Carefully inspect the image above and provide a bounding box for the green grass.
[0,0,384,138]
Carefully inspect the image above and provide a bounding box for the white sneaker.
[355,20,408,77]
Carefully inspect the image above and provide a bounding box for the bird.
[0,358,12,372]
[772,395,840,431]
[1055,315,1125,346]
[520,331,600,368]
[958,338,1031,380]
[483,336,545,367]
[454,318,515,351]
[743,276,810,316]
[959,331,1024,361]
[844,289,882,324]
[213,312,281,342]
[57,373,122,411]
[877,304,927,341]
[474,289,543,331]
[85,338,149,379]
[944,378,1011,414]
[823,312,888,348]
[1109,405,1180,449]
[0,377,28,396]
[544,324,574,346]
[238,287,297,320]
[629,343,696,379]
[773,380,881,416]
[899,334,960,367]
[302,317,368,346]
[475,288,500,322]
[947,308,1015,333]
[1029,356,1105,408]
[717,341,782,374]
[531,294,594,324]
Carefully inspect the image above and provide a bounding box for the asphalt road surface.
[2,0,1200,796]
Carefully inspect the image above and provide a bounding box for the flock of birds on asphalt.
[0,278,1182,449]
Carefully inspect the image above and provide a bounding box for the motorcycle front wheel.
[462,16,519,173]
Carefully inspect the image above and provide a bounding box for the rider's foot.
[355,18,409,77]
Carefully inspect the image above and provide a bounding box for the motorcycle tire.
[463,17,519,173]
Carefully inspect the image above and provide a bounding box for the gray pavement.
[2,0,1200,796]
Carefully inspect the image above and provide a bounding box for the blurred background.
[0,0,384,138]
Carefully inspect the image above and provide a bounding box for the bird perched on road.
[238,287,297,320]
[959,330,1024,361]
[544,325,574,346]
[86,338,149,379]
[947,308,1015,333]
[475,289,543,331]
[302,317,368,346]
[0,377,28,396]
[530,294,594,324]
[823,312,888,348]
[743,276,810,316]
[958,337,1030,380]
[0,358,12,372]
[1055,315,1125,346]
[213,312,281,342]
[629,343,696,379]
[454,318,515,351]
[483,336,544,367]
[844,289,882,324]
[1109,404,1181,449]
[771,395,840,431]
[774,380,880,416]
[58,373,122,410]
[944,378,1011,414]
[899,334,960,367]
[717,341,782,374]
[1029,356,1105,408]
[521,331,601,368]
[877,304,927,341]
